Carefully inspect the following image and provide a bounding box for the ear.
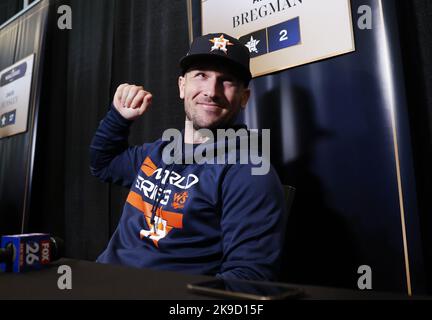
[240,88,251,110]
[178,76,186,99]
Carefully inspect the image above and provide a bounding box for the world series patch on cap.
[180,33,252,85]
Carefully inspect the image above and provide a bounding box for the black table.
[0,259,425,300]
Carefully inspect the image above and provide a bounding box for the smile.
[197,103,223,111]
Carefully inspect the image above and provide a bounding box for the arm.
[89,84,153,187]
[217,164,288,281]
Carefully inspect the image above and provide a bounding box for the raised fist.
[113,84,153,121]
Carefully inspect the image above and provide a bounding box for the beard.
[185,103,240,131]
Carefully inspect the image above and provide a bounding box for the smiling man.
[90,33,288,281]
[180,63,249,130]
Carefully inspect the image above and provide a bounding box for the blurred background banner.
[0,0,48,237]
[0,54,34,139]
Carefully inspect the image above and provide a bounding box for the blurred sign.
[0,54,34,139]
[201,0,355,77]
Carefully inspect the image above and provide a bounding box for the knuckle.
[129,87,138,95]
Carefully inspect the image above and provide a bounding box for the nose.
[203,78,222,99]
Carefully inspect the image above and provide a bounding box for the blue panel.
[267,17,301,52]
[0,110,17,127]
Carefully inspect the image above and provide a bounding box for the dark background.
[0,0,22,25]
[0,0,431,294]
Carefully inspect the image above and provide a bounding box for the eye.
[194,72,206,78]
[223,78,238,87]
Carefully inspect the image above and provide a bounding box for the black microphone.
[0,234,64,273]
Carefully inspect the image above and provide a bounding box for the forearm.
[89,105,132,181]
[219,164,287,282]
[217,264,279,282]
[217,226,285,282]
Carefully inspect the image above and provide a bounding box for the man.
[90,33,287,281]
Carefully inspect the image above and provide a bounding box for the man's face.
[178,63,250,130]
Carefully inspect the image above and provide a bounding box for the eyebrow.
[189,70,239,82]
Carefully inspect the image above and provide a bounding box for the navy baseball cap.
[180,33,252,86]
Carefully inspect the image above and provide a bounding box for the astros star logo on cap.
[209,34,234,54]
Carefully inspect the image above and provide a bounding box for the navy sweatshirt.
[90,106,288,281]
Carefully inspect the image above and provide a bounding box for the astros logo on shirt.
[126,156,196,247]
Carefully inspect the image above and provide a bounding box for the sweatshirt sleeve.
[217,164,288,282]
[89,105,148,188]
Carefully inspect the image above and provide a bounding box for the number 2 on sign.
[26,242,40,265]
[279,30,288,42]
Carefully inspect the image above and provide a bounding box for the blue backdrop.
[192,0,426,293]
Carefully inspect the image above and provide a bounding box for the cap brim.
[179,54,252,84]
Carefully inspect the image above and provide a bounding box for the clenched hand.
[113,84,153,121]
